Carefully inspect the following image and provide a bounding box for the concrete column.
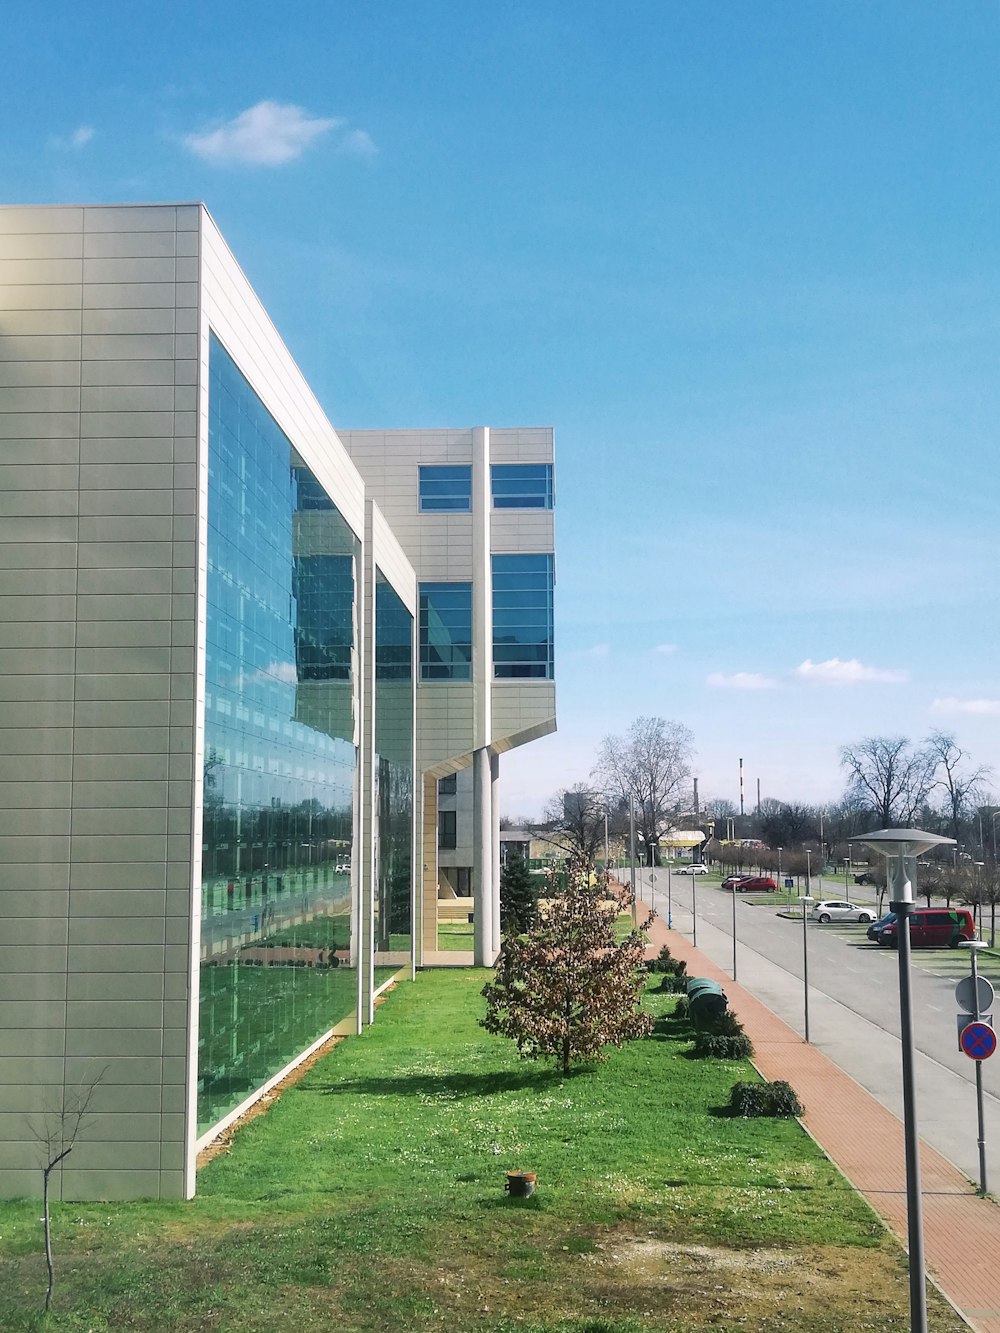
[491,750,501,950]
[473,746,494,965]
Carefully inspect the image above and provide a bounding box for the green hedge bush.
[728,1079,804,1118]
[693,1031,754,1059]
[646,946,687,977]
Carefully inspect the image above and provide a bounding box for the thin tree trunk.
[43,1146,72,1312]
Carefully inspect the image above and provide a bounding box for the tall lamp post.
[850,828,954,1333]
[777,846,783,888]
[731,873,739,980]
[801,893,814,1041]
[666,861,673,930]
[805,848,812,897]
[628,800,637,927]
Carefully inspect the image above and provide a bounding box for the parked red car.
[724,875,778,892]
[875,907,976,948]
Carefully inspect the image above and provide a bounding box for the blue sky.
[6,2,999,815]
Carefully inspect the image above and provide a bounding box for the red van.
[876,908,976,949]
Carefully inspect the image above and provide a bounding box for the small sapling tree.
[32,1066,106,1312]
[481,862,653,1073]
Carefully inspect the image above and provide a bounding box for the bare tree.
[592,717,694,861]
[840,735,937,828]
[926,731,991,843]
[32,1067,106,1312]
[541,783,607,866]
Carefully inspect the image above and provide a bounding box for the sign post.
[958,940,993,1197]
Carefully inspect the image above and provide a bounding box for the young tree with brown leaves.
[480,864,653,1074]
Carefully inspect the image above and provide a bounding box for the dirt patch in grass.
[580,1234,908,1328]
[345,1227,960,1332]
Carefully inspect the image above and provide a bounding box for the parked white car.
[674,863,709,876]
[811,899,876,924]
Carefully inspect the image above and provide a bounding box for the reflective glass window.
[200,333,362,1135]
[374,571,414,960]
[438,774,457,795]
[419,582,473,680]
[439,809,457,850]
[419,465,472,512]
[491,463,553,509]
[492,553,554,679]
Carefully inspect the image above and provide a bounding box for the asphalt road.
[634,868,1000,1193]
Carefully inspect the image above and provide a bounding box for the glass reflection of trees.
[198,336,361,1134]
[373,572,414,959]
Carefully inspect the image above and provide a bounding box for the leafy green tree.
[481,864,653,1074]
[499,854,539,935]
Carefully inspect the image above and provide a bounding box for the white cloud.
[183,100,358,166]
[931,697,1000,717]
[707,671,777,690]
[575,643,610,659]
[342,128,377,158]
[795,657,908,686]
[651,643,678,656]
[49,124,95,150]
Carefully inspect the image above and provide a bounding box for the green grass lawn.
[438,919,475,950]
[0,971,964,1332]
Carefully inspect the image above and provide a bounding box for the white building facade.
[0,203,555,1201]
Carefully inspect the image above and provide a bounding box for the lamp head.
[849,828,955,905]
[849,828,956,860]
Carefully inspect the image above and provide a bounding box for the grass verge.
[0,971,964,1331]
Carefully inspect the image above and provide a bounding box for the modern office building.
[0,202,555,1201]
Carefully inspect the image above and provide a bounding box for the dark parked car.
[867,912,895,942]
[853,872,874,886]
[722,874,751,890]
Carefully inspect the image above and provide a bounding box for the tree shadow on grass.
[306,1068,563,1098]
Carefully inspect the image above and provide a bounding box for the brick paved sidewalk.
[642,910,1000,1333]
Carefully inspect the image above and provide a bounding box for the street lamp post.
[801,893,814,1042]
[850,828,955,1333]
[805,848,812,897]
[628,800,637,927]
[843,857,850,891]
[777,846,782,889]
[732,871,738,980]
[692,867,698,949]
[667,861,673,929]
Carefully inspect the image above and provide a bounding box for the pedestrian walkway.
[642,909,1000,1333]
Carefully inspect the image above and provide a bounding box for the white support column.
[471,427,495,966]
[491,749,501,950]
[473,746,494,965]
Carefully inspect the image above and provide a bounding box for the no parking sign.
[960,1021,998,1061]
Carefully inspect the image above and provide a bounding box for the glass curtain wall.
[373,572,414,964]
[199,334,361,1133]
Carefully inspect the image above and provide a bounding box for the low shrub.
[655,974,687,993]
[646,946,687,977]
[693,1031,754,1059]
[728,1079,804,1118]
[674,994,689,1018]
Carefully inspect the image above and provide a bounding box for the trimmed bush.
[647,946,687,977]
[693,1031,754,1059]
[655,973,687,993]
[674,994,689,1018]
[728,1079,804,1118]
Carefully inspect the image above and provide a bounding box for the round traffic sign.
[960,1022,997,1061]
[956,975,995,1015]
